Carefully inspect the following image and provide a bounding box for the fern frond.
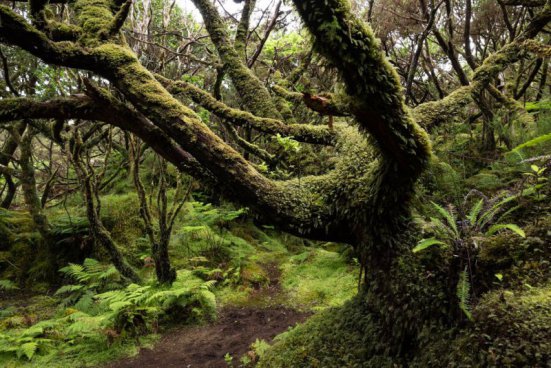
[431,202,459,238]
[16,342,38,360]
[429,217,457,241]
[486,224,526,238]
[412,238,448,253]
[494,205,520,225]
[0,279,18,291]
[477,194,516,229]
[457,268,473,321]
[466,199,484,225]
[55,284,85,296]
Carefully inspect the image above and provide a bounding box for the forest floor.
[106,306,309,368]
[106,262,311,368]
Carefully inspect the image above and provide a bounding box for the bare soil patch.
[106,306,309,368]
[106,261,309,368]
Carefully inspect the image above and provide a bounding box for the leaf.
[486,224,525,238]
[477,195,517,229]
[431,202,459,238]
[511,133,551,152]
[495,273,503,282]
[109,301,132,311]
[467,199,484,225]
[17,342,37,360]
[412,238,447,253]
[0,279,18,291]
[457,268,473,322]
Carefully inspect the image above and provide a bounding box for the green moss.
[465,172,503,192]
[280,249,357,311]
[478,216,551,289]
[259,241,452,367]
[440,287,551,367]
[100,193,144,247]
[241,262,269,288]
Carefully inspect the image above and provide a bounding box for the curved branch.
[0,94,210,181]
[191,0,282,119]
[293,0,431,174]
[413,39,550,128]
[159,76,337,145]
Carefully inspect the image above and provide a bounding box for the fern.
[2,262,218,362]
[466,198,484,225]
[57,258,122,309]
[0,279,18,291]
[486,224,526,238]
[412,238,447,253]
[456,268,473,321]
[17,342,38,360]
[511,132,551,152]
[431,202,459,238]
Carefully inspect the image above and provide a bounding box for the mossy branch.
[413,39,547,128]
[0,95,210,180]
[221,120,276,165]
[0,5,88,68]
[105,0,132,38]
[292,0,431,174]
[272,84,351,117]
[158,76,337,145]
[234,0,256,59]
[191,0,282,119]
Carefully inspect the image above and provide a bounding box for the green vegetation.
[280,249,357,311]
[0,0,550,366]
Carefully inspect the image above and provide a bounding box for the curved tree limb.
[158,76,337,145]
[191,0,282,119]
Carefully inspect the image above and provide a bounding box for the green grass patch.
[280,249,358,311]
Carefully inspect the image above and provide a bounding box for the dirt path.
[107,307,308,368]
[106,262,309,368]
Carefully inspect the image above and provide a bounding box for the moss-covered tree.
[0,0,549,365]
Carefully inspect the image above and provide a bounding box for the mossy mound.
[463,287,551,367]
[258,248,451,368]
[419,286,551,367]
[259,285,551,367]
[479,215,551,289]
[257,293,396,368]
